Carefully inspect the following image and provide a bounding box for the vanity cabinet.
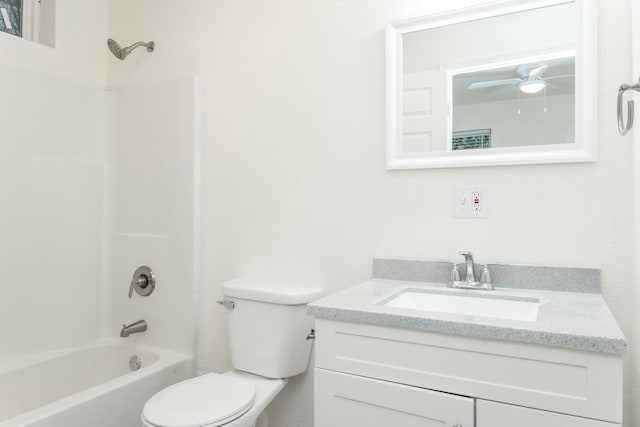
[476,400,619,427]
[314,319,622,427]
[316,369,473,426]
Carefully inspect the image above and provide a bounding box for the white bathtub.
[0,340,192,427]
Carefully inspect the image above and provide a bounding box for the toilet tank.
[221,279,324,379]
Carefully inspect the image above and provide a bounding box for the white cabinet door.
[476,400,621,427]
[315,368,474,427]
[315,319,623,423]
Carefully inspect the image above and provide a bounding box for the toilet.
[141,279,324,427]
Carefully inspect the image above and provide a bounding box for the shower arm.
[126,41,155,53]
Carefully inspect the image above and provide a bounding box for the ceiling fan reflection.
[467,64,573,96]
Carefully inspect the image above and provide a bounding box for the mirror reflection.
[451,53,575,151]
[400,1,575,155]
[0,0,55,47]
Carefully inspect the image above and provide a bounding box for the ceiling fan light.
[519,80,546,94]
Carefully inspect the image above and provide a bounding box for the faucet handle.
[480,264,494,290]
[128,266,156,298]
[449,264,461,285]
[480,264,490,283]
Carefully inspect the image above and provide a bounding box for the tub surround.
[308,259,625,354]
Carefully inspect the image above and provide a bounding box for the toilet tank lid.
[222,279,324,305]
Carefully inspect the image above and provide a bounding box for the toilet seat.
[142,373,256,427]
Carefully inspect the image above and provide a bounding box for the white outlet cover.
[454,185,488,218]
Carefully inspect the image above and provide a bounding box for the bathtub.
[0,340,192,427]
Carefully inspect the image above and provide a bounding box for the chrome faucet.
[120,320,147,337]
[448,251,493,291]
[460,251,477,284]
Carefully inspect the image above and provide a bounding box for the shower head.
[107,38,155,60]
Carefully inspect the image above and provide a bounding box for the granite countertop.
[307,279,626,354]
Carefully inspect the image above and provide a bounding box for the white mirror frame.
[386,0,597,170]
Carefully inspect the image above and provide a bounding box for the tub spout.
[120,320,147,337]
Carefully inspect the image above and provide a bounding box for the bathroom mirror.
[0,0,55,47]
[386,0,596,169]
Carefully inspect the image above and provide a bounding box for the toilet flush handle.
[216,300,235,310]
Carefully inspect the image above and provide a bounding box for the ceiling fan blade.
[516,64,529,78]
[467,78,521,90]
[543,74,575,80]
[528,64,549,79]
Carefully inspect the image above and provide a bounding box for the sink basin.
[382,289,539,322]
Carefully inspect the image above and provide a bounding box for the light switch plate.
[454,185,488,218]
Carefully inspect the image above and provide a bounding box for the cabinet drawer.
[315,368,474,427]
[315,319,622,423]
[477,400,620,427]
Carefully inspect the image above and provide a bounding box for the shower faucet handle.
[128,266,156,298]
[128,276,147,298]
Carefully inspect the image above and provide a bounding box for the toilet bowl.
[141,279,323,427]
[142,371,286,427]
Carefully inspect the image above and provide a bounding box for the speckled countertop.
[307,279,626,354]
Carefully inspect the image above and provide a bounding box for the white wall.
[628,1,640,426]
[38,0,56,48]
[108,1,636,426]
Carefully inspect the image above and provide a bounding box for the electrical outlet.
[454,186,488,218]
[472,191,482,211]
